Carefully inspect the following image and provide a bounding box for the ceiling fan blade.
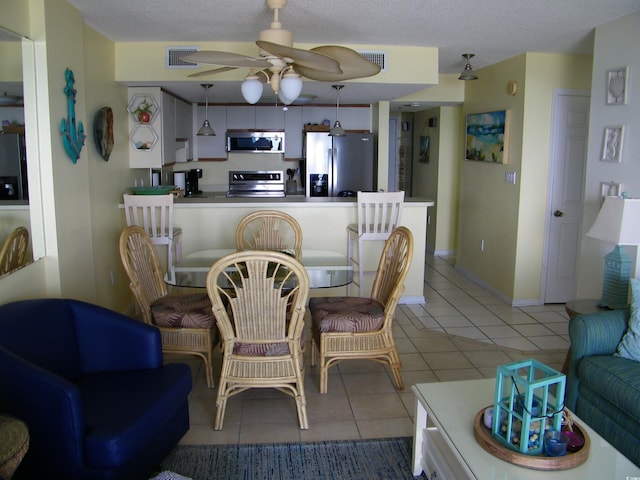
[187,66,238,78]
[181,51,272,69]
[295,45,381,81]
[256,41,342,74]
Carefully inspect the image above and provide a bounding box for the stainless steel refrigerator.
[304,132,376,197]
[0,133,27,200]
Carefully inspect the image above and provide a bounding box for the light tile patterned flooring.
[174,255,570,445]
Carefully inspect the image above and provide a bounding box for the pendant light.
[328,85,346,137]
[458,54,478,81]
[197,84,216,136]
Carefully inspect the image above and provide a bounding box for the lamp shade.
[197,120,215,136]
[280,72,303,104]
[241,76,263,104]
[328,120,346,137]
[586,197,640,245]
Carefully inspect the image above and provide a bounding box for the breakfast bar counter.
[129,193,434,303]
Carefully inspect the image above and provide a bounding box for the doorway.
[543,91,590,303]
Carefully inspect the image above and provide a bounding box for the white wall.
[577,12,640,299]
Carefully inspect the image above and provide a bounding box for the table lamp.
[586,196,640,309]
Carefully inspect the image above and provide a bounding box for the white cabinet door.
[195,106,227,160]
[162,91,176,165]
[284,107,303,160]
[175,98,193,160]
[256,105,285,129]
[226,106,255,129]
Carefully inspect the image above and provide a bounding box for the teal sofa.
[566,309,640,467]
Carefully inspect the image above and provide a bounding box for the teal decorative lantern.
[492,359,566,455]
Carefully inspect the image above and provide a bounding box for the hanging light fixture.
[329,85,346,137]
[458,53,479,81]
[197,84,216,136]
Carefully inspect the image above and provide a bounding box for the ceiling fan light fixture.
[197,84,216,136]
[241,75,264,104]
[279,71,303,104]
[458,53,478,81]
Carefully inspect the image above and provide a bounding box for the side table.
[0,415,29,480]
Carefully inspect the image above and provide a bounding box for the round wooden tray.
[473,407,590,470]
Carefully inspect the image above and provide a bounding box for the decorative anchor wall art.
[60,68,86,163]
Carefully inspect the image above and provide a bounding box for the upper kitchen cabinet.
[128,87,192,168]
[301,106,371,131]
[226,106,256,129]
[195,106,227,160]
[255,105,285,130]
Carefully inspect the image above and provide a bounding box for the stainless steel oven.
[226,170,285,198]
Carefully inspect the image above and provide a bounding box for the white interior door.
[544,92,590,303]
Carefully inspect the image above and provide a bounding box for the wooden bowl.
[473,406,590,470]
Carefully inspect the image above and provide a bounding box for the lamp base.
[598,245,632,310]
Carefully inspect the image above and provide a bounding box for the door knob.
[553,210,564,217]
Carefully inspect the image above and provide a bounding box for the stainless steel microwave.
[226,130,285,153]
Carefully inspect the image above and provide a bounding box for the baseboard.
[453,265,543,306]
[399,295,426,305]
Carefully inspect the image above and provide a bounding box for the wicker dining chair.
[309,226,414,394]
[206,250,310,430]
[0,226,29,276]
[119,225,218,388]
[235,210,303,253]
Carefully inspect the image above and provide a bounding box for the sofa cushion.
[577,354,640,423]
[616,278,640,361]
[309,297,385,333]
[151,293,215,328]
[77,363,192,469]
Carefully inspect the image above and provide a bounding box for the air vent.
[357,50,387,72]
[166,47,199,69]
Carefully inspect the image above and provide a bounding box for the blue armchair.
[0,298,193,480]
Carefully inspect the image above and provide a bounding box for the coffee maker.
[185,169,202,196]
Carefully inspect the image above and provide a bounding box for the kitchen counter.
[121,192,434,303]
[173,192,435,207]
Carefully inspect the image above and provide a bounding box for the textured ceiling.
[59,1,640,108]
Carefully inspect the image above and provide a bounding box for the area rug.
[159,436,427,480]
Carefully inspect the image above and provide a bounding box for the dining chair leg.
[213,389,228,430]
[295,375,309,429]
[389,346,404,390]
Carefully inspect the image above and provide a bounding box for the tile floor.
[174,254,570,445]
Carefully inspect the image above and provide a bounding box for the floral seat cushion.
[309,297,385,333]
[232,328,308,356]
[151,293,215,328]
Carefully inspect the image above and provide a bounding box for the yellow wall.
[0,0,135,309]
[457,53,591,304]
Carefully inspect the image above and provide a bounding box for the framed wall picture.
[600,181,623,204]
[601,126,624,162]
[464,110,510,164]
[606,67,628,105]
[419,135,430,163]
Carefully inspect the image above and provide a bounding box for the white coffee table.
[412,378,640,479]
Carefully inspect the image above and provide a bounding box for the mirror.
[0,26,38,276]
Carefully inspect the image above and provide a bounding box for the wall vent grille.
[357,50,387,72]
[166,47,199,69]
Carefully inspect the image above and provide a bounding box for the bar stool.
[347,191,404,295]
[123,194,182,282]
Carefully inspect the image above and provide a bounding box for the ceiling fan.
[180,0,381,105]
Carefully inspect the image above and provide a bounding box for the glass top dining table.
[165,249,353,289]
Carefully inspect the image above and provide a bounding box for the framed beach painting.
[465,110,511,164]
[419,135,430,163]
